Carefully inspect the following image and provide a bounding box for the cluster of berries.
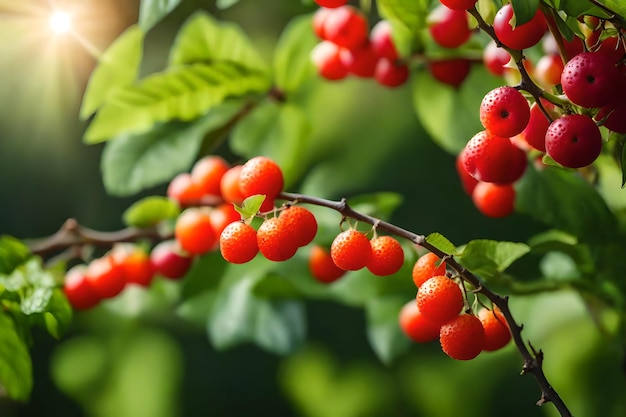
[399,252,511,360]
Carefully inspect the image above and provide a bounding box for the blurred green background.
[0,1,624,417]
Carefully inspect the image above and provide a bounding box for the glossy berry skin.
[398,300,441,343]
[257,217,299,262]
[279,206,318,247]
[312,7,332,40]
[314,0,348,8]
[412,252,446,288]
[239,156,284,201]
[416,275,463,325]
[483,40,511,76]
[219,221,259,264]
[370,20,399,61]
[439,0,477,10]
[64,265,101,310]
[597,101,626,134]
[560,51,621,108]
[455,152,479,195]
[427,58,472,88]
[220,165,245,205]
[545,114,602,168]
[191,155,229,198]
[517,100,555,152]
[374,58,409,88]
[175,208,217,255]
[440,314,485,360]
[428,5,472,49]
[366,235,405,276]
[85,255,126,299]
[493,4,547,51]
[461,130,527,184]
[150,240,193,280]
[309,245,346,283]
[167,173,204,206]
[534,54,564,88]
[322,6,369,50]
[478,307,511,351]
[472,181,515,218]
[311,41,349,81]
[340,42,378,78]
[330,229,372,271]
[111,244,155,287]
[480,86,530,138]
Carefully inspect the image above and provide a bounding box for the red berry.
[370,20,399,61]
[64,265,101,310]
[534,54,564,88]
[279,205,318,247]
[309,245,346,283]
[209,203,241,238]
[398,300,441,343]
[190,155,229,198]
[478,307,511,351]
[257,217,299,262]
[220,165,245,205]
[167,173,204,206]
[314,0,348,8]
[471,181,516,218]
[483,40,512,76]
[374,58,409,87]
[440,314,485,360]
[111,244,155,287]
[516,100,556,152]
[545,114,602,168]
[340,42,379,78]
[323,6,369,50]
[311,41,349,81]
[366,235,404,276]
[597,100,626,134]
[312,7,332,39]
[239,156,284,201]
[330,229,372,271]
[455,151,479,195]
[219,221,259,264]
[427,58,472,88]
[412,252,446,288]
[428,5,472,49]
[175,208,217,255]
[561,51,621,108]
[416,275,463,325]
[480,86,530,138]
[150,240,193,280]
[493,4,546,50]
[85,255,127,299]
[439,0,477,10]
[461,130,527,184]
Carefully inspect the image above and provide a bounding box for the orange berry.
[167,173,204,206]
[398,300,441,343]
[220,221,259,264]
[412,252,446,288]
[174,208,217,255]
[85,255,126,299]
[257,217,299,262]
[308,245,346,283]
[330,229,372,271]
[478,307,511,351]
[440,314,485,360]
[239,156,284,200]
[366,235,404,276]
[209,203,241,237]
[191,155,230,197]
[220,165,245,205]
[279,206,318,247]
[416,275,463,325]
[111,244,155,287]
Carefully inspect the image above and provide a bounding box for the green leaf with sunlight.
[600,0,626,17]
[412,66,502,154]
[365,296,411,365]
[510,0,540,26]
[216,0,240,9]
[516,165,617,243]
[169,11,268,73]
[138,0,182,31]
[273,14,318,93]
[231,102,311,186]
[425,233,459,256]
[558,0,613,18]
[457,240,530,281]
[348,192,403,220]
[84,62,269,144]
[80,25,144,119]
[123,196,180,228]
[235,195,267,219]
[0,236,30,275]
[101,101,244,196]
[377,0,429,34]
[0,314,32,401]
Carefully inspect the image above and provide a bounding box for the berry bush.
[2,1,626,416]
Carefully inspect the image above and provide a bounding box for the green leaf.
[412,66,502,154]
[0,314,32,401]
[559,0,613,18]
[510,0,540,26]
[41,289,72,339]
[235,195,266,219]
[216,0,240,9]
[377,0,429,33]
[231,102,311,186]
[0,236,30,275]
[600,0,626,18]
[365,297,411,365]
[123,196,180,228]
[21,287,53,315]
[273,14,318,93]
[457,239,530,280]
[516,165,618,243]
[80,25,144,119]
[169,11,268,74]
[252,274,302,299]
[84,62,269,144]
[138,0,182,31]
[180,252,229,300]
[425,233,459,256]
[347,192,404,220]
[101,101,245,196]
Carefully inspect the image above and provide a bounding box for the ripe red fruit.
[111,244,155,287]
[330,229,372,271]
[416,275,464,325]
[239,156,284,201]
[374,58,409,87]
[597,101,626,134]
[257,217,299,262]
[428,5,472,49]
[478,307,511,351]
[85,255,127,299]
[175,208,217,255]
[461,130,527,184]
[545,114,602,168]
[370,20,399,61]
[440,0,477,10]
[366,235,404,276]
[493,4,547,50]
[340,42,378,78]
[167,173,204,206]
[311,41,349,81]
[480,86,530,138]
[398,300,441,343]
[534,54,564,88]
[471,181,516,218]
[313,7,332,40]
[483,40,512,76]
[440,314,485,360]
[427,58,472,88]
[322,5,368,50]
[191,155,229,198]
[455,152,479,195]
[209,203,241,238]
[561,51,621,108]
[516,100,556,152]
[64,265,101,310]
[150,240,193,280]
[308,245,346,283]
[219,221,259,264]
[412,252,447,288]
[220,165,245,205]
[314,0,348,8]
[279,205,318,247]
